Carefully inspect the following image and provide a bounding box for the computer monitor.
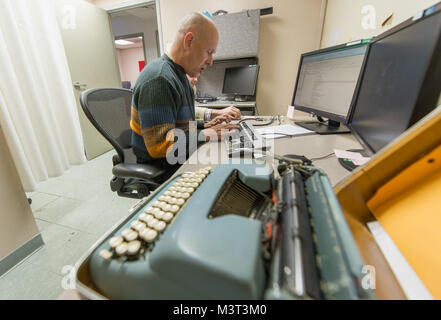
[222,65,259,97]
[348,3,441,157]
[291,41,370,135]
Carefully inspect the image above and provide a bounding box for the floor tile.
[0,261,63,300]
[25,223,99,276]
[32,197,83,224]
[27,192,59,211]
[34,218,52,232]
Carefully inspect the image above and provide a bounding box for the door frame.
[104,0,164,55]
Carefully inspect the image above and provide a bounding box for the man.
[130,13,238,173]
[186,74,241,122]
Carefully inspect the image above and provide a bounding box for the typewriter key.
[158,195,167,201]
[181,192,190,199]
[168,197,177,204]
[127,240,141,256]
[162,212,174,222]
[115,242,128,256]
[153,210,165,219]
[169,186,177,191]
[123,230,138,242]
[154,221,166,232]
[176,198,185,205]
[99,249,113,260]
[190,182,199,188]
[163,190,172,196]
[140,228,158,242]
[170,205,180,213]
[140,214,154,224]
[186,187,195,193]
[144,206,154,214]
[109,236,123,249]
[121,228,132,239]
[147,218,159,228]
[175,192,183,198]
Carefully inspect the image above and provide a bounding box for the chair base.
[110,176,159,199]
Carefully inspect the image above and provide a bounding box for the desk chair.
[79,88,170,199]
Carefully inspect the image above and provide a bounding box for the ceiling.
[115,36,144,49]
[110,6,156,21]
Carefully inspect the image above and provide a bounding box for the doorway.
[110,4,160,89]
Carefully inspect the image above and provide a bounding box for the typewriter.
[75,160,374,300]
[225,120,271,158]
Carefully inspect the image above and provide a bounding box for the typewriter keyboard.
[98,167,212,260]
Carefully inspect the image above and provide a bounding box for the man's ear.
[183,32,194,50]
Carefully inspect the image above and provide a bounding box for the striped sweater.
[130,54,204,162]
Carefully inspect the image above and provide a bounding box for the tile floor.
[0,151,139,299]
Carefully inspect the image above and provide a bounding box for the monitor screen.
[293,44,367,121]
[222,65,259,96]
[349,9,441,154]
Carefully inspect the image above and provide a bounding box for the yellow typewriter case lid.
[335,106,441,300]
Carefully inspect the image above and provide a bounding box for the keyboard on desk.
[226,120,271,157]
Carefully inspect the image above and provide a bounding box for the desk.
[195,101,257,116]
[174,116,362,186]
[60,116,363,299]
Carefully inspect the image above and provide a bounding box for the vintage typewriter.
[75,160,374,300]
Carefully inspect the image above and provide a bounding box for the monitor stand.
[295,120,350,135]
[338,149,369,172]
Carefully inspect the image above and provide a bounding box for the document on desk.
[256,124,314,139]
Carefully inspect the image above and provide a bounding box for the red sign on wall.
[139,60,146,72]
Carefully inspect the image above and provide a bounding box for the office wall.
[0,126,40,260]
[117,47,145,87]
[321,0,440,47]
[158,0,327,116]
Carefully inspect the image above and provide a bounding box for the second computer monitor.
[292,41,369,134]
[222,65,259,97]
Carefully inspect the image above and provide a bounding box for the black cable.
[310,152,335,162]
[239,116,277,127]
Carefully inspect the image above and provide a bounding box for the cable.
[239,116,277,127]
[310,152,335,162]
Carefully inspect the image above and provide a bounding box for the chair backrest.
[79,88,133,163]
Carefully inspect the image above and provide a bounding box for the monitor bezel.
[291,41,370,124]
[221,64,260,96]
[347,3,441,155]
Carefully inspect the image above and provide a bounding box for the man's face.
[186,27,218,78]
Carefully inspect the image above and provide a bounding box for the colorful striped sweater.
[130,54,204,162]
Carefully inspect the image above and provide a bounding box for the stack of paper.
[256,124,313,139]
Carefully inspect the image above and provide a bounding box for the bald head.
[175,12,218,42]
[169,13,219,78]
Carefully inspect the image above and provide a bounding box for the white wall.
[117,46,145,87]
[158,0,327,116]
[321,0,440,47]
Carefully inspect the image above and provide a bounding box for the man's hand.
[201,123,240,141]
[203,114,233,128]
[212,106,241,120]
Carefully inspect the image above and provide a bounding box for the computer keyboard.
[225,120,271,157]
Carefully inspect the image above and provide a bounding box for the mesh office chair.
[79,88,170,199]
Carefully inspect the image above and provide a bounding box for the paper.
[286,106,295,119]
[333,149,370,166]
[256,124,313,139]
